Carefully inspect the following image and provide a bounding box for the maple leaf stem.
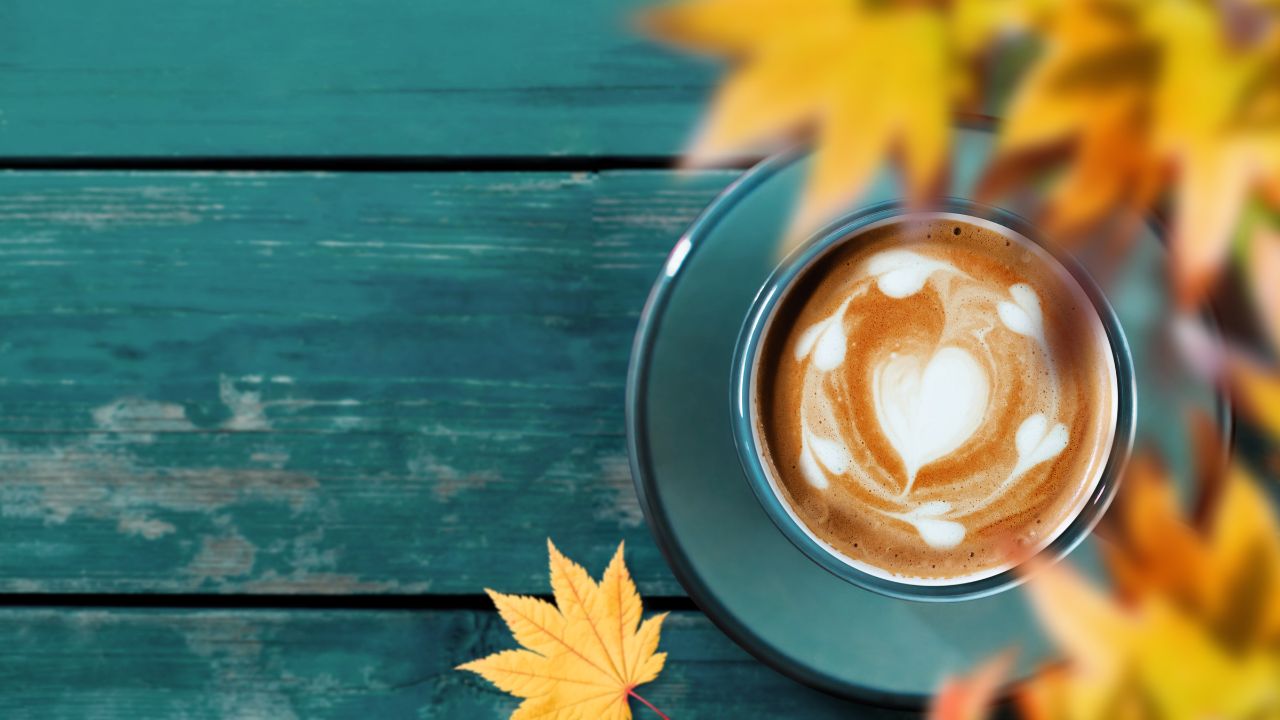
[628,688,672,720]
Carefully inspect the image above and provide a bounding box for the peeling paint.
[117,516,177,540]
[249,450,292,469]
[0,394,321,557]
[219,375,270,430]
[595,454,644,529]
[186,531,257,581]
[182,616,301,720]
[224,526,403,594]
[413,453,497,502]
[92,397,196,434]
[0,437,320,524]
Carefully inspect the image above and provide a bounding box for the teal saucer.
[626,127,1228,705]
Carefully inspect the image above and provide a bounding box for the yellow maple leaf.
[642,0,1018,245]
[457,540,669,720]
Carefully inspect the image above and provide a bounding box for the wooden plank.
[0,0,710,157]
[0,170,731,594]
[0,608,904,719]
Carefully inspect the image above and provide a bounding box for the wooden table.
[0,0,912,716]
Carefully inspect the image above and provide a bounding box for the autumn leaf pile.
[458,541,670,720]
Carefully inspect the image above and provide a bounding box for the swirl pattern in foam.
[754,215,1117,583]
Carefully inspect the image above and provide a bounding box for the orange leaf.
[1042,104,1147,236]
[1101,454,1214,617]
[929,650,1017,720]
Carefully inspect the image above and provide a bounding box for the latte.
[752,213,1118,583]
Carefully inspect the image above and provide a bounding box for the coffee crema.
[753,214,1118,583]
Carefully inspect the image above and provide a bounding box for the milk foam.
[792,248,1072,549]
[873,346,989,497]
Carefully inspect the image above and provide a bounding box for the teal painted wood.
[0,169,732,594]
[0,0,709,157]
[0,608,907,719]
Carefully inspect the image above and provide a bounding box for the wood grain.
[0,170,733,594]
[0,0,709,157]
[0,608,906,719]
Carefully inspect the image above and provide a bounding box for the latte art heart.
[794,254,1063,548]
[756,215,1118,581]
[873,346,989,496]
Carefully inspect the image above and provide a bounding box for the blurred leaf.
[928,456,1280,719]
[642,0,1021,246]
[1133,600,1280,720]
[1104,454,1280,645]
[1100,454,1213,614]
[1023,560,1136,696]
[1012,465,1280,719]
[1050,43,1159,91]
[1207,465,1280,646]
[1230,354,1280,443]
[929,651,1017,720]
[1247,225,1280,356]
[987,0,1280,306]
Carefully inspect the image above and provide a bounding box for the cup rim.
[729,198,1138,602]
